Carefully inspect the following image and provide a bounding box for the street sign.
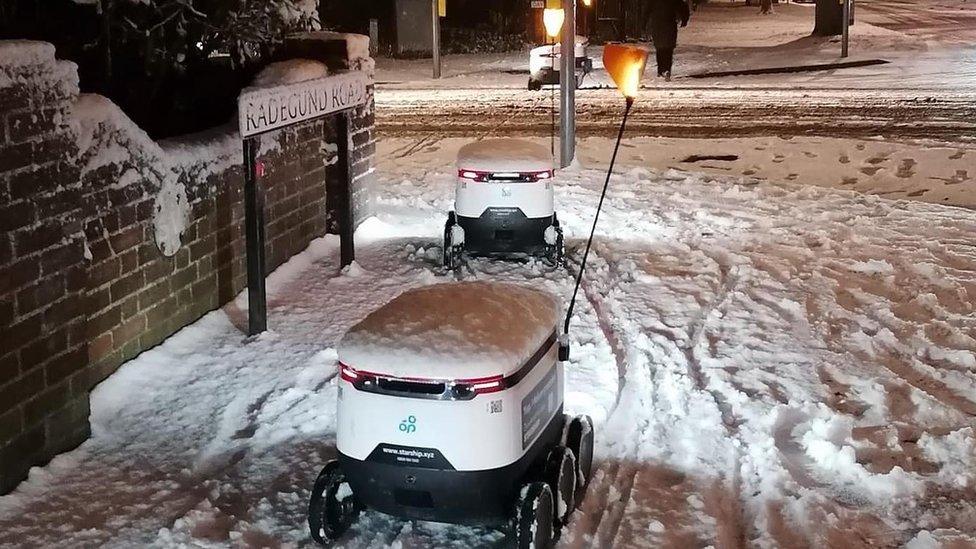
[237,71,368,335]
[238,73,368,138]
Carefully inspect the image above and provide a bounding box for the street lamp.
[543,8,565,39]
[561,43,648,351]
[543,8,564,157]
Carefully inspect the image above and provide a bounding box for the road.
[376,86,976,142]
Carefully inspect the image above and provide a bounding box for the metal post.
[243,137,267,335]
[432,0,442,79]
[335,112,356,267]
[559,0,576,168]
[841,0,850,58]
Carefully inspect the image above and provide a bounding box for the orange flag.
[603,44,649,98]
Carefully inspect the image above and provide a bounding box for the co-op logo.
[399,415,417,434]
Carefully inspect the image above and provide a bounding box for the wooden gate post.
[335,112,355,267]
[243,137,268,336]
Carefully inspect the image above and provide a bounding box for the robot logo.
[398,415,417,434]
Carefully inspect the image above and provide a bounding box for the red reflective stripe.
[339,362,359,383]
[457,169,553,182]
[339,362,504,386]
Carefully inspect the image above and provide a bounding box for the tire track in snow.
[562,248,749,548]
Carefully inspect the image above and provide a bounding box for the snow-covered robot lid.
[456,139,553,173]
[338,282,561,380]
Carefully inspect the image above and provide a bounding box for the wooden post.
[335,112,355,267]
[243,137,268,335]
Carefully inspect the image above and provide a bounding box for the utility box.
[395,0,433,55]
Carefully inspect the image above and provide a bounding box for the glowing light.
[543,8,565,39]
[603,43,649,99]
[581,0,592,6]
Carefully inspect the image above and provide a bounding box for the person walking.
[648,0,691,81]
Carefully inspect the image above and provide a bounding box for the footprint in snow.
[841,176,858,186]
[860,166,883,176]
[896,159,917,179]
[839,154,851,164]
[949,150,965,160]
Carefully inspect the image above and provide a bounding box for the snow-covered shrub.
[3,0,321,137]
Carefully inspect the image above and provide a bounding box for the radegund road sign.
[238,72,369,138]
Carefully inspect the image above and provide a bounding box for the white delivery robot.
[528,35,593,90]
[443,139,564,269]
[307,282,594,548]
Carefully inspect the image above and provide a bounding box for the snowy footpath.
[1,139,975,548]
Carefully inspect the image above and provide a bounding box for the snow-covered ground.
[1,136,974,547]
[374,4,976,144]
[375,2,976,92]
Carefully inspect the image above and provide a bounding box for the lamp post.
[841,0,851,58]
[561,43,648,356]
[559,1,576,168]
[432,0,442,78]
[543,8,564,158]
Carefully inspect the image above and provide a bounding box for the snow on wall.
[71,60,337,256]
[251,59,329,88]
[287,31,376,78]
[72,94,189,256]
[0,40,79,97]
[0,40,56,69]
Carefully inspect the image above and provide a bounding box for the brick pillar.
[0,41,89,493]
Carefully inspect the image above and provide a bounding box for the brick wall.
[0,42,89,494]
[0,36,375,494]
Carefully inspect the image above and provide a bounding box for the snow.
[0,40,79,101]
[0,40,56,68]
[251,59,329,88]
[338,282,561,379]
[72,94,190,257]
[0,130,975,546]
[287,31,376,77]
[457,138,553,173]
[372,3,976,94]
[289,31,371,63]
[69,53,334,258]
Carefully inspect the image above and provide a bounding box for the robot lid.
[456,139,553,175]
[337,282,561,381]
